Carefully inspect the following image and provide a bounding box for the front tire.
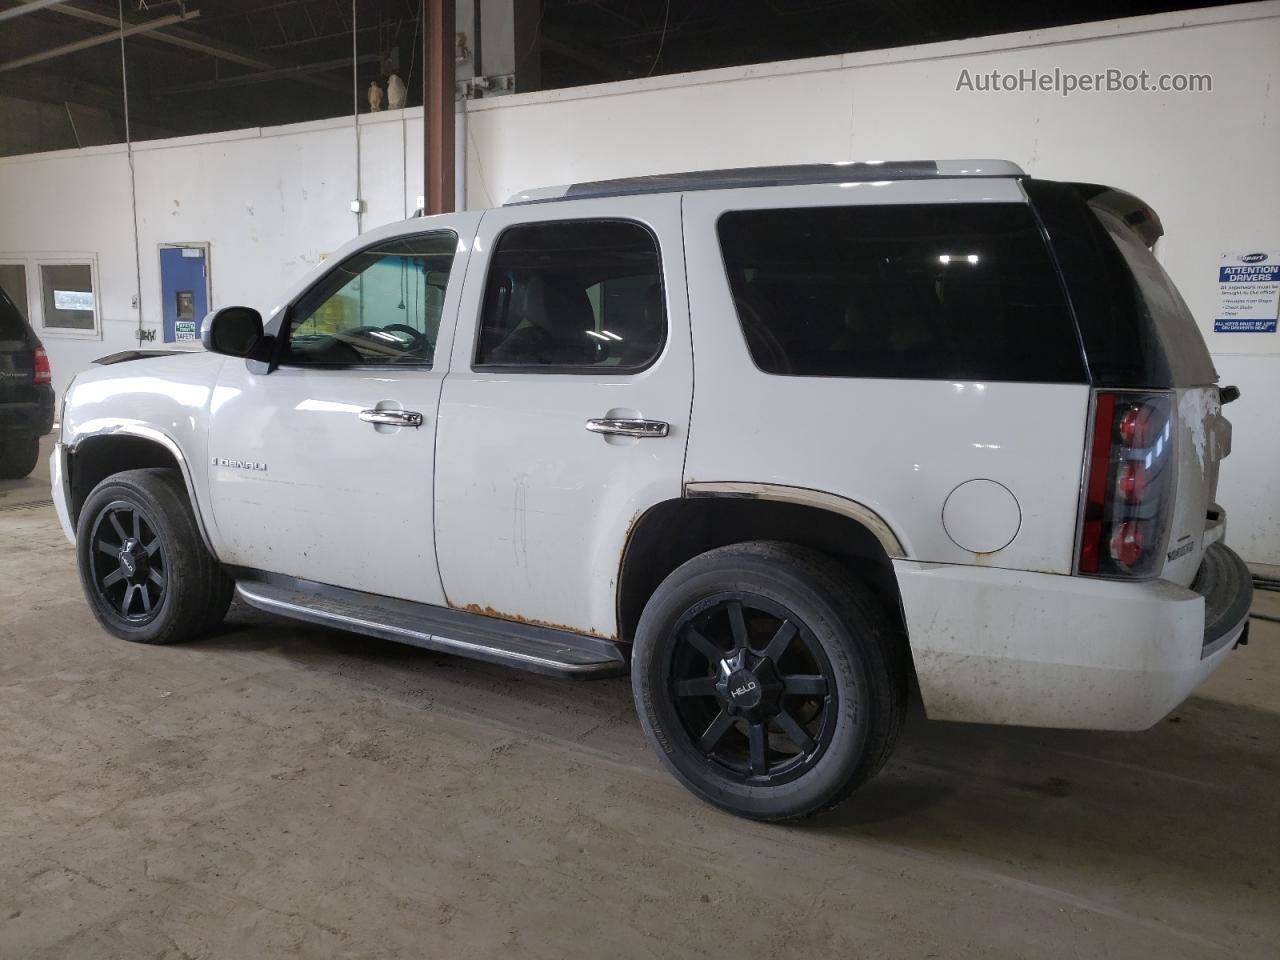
[0,435,40,479]
[631,541,906,821]
[76,468,233,645]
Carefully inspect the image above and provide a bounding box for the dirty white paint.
[2,2,1277,562]
[680,177,1092,577]
[1178,388,1222,472]
[894,558,1241,729]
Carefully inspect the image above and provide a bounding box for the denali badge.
[211,457,268,472]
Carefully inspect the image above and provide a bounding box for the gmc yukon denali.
[52,160,1253,820]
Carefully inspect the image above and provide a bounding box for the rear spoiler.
[94,349,184,365]
[1069,182,1164,247]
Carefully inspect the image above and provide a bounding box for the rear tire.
[631,541,906,821]
[76,468,233,645]
[0,435,40,479]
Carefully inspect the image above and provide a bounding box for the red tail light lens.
[33,346,52,385]
[1076,391,1174,578]
[1115,461,1148,503]
[1117,404,1156,447]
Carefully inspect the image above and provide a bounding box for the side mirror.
[201,306,269,360]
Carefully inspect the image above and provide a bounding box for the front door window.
[285,232,458,367]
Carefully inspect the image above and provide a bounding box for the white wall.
[0,110,428,395]
[1,2,1277,562]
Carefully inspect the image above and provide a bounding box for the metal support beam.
[0,11,198,74]
[0,0,69,23]
[424,0,456,214]
[24,0,347,93]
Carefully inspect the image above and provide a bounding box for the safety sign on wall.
[1215,251,1279,333]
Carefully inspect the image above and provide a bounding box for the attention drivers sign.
[1215,251,1279,333]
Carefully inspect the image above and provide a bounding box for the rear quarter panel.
[681,180,1090,574]
[1161,384,1230,586]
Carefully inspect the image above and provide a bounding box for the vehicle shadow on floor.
[806,693,1280,939]
[199,601,1279,929]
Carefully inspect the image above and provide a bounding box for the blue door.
[159,246,209,343]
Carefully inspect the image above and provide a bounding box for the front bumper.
[895,546,1252,731]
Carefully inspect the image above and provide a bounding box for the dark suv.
[0,283,54,479]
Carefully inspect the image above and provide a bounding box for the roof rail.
[504,159,1024,205]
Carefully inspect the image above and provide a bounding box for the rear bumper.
[895,548,1251,731]
[0,386,55,438]
[1194,543,1253,658]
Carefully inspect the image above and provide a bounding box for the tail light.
[1076,390,1174,578]
[33,346,52,385]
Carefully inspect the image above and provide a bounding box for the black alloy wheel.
[75,468,233,645]
[88,500,167,624]
[669,593,837,785]
[631,541,906,821]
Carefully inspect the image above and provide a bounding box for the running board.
[232,571,627,679]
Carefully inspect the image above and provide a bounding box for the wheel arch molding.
[616,483,909,648]
[65,425,217,555]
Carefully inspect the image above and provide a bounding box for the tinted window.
[285,232,456,367]
[717,204,1086,382]
[475,220,665,370]
[1024,179,1217,389]
[1092,205,1216,386]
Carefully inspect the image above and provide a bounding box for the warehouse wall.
[1,1,1277,562]
[0,112,421,390]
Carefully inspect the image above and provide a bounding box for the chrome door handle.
[585,418,669,438]
[359,409,424,428]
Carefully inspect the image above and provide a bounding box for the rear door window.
[716,203,1086,382]
[474,220,665,371]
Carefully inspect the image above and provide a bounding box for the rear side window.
[1024,179,1216,389]
[474,220,665,371]
[1091,205,1216,386]
[716,204,1086,382]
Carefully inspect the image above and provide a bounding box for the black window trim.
[713,199,1091,386]
[275,227,460,372]
[469,216,669,376]
[1024,186,1095,385]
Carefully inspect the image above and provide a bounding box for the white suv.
[52,160,1252,820]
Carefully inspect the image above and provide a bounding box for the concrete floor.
[2,438,1278,959]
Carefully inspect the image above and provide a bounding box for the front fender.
[60,353,226,553]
